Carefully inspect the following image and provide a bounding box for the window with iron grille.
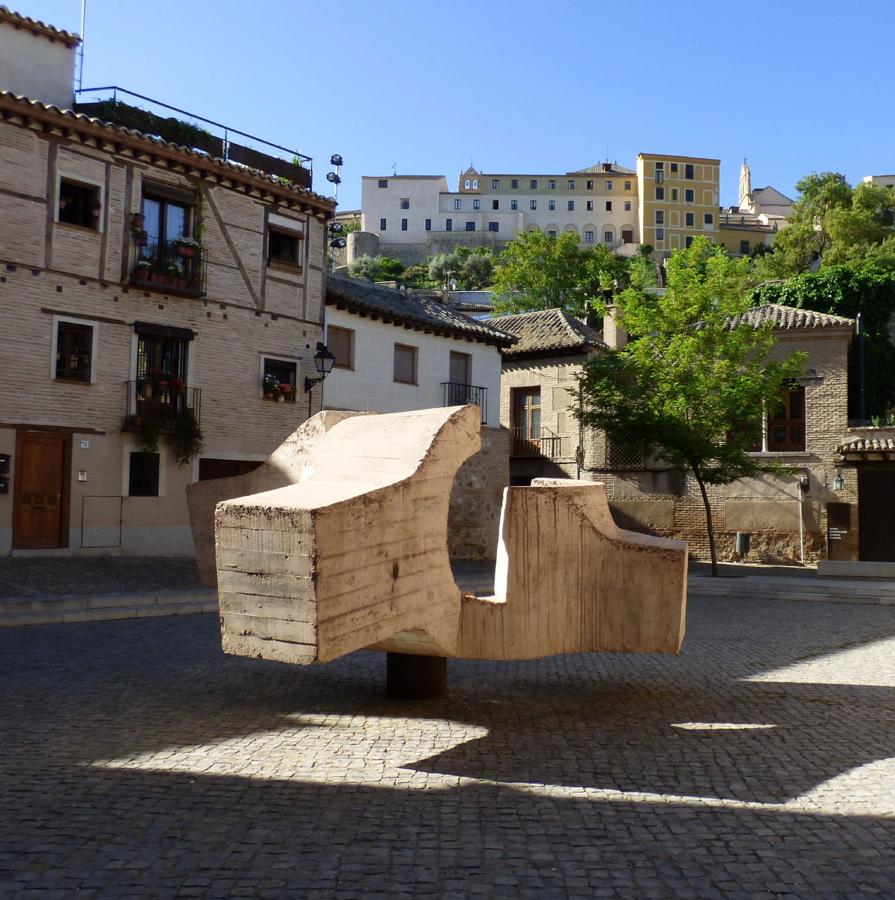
[55,320,93,382]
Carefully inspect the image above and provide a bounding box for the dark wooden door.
[13,432,68,549]
[858,467,895,562]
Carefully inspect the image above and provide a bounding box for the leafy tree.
[576,238,805,575]
[491,230,626,320]
[754,266,895,418]
[428,249,494,289]
[348,255,405,282]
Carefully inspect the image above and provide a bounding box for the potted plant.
[174,235,200,259]
[278,383,296,403]
[135,259,152,279]
[170,377,186,393]
[263,373,280,400]
[165,261,186,287]
[136,417,160,454]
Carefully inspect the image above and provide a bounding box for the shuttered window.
[328,326,354,369]
[393,344,417,385]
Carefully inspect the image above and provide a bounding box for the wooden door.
[449,351,471,386]
[858,467,895,561]
[13,432,69,550]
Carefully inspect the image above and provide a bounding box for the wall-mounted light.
[799,473,810,493]
[304,341,336,416]
[832,470,845,492]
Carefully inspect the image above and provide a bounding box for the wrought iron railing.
[124,380,201,430]
[132,239,207,296]
[511,427,563,459]
[441,382,488,424]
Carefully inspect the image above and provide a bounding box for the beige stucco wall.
[0,19,76,108]
[0,118,328,556]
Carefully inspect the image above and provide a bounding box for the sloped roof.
[569,163,636,175]
[0,91,332,211]
[837,436,895,459]
[326,276,516,348]
[752,185,794,204]
[0,6,80,45]
[485,308,605,358]
[728,304,855,331]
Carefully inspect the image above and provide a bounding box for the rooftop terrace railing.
[74,86,312,190]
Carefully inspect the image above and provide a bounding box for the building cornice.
[0,5,81,47]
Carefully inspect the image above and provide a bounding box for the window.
[488,221,499,232]
[605,201,612,211]
[767,386,806,452]
[671,188,679,201]
[511,387,541,452]
[379,217,387,231]
[492,199,499,210]
[548,180,556,190]
[655,186,664,200]
[567,200,575,211]
[605,180,612,190]
[454,198,462,210]
[394,343,417,384]
[740,240,751,255]
[655,210,664,224]
[530,200,537,210]
[655,170,664,183]
[446,218,452,231]
[55,319,94,382]
[704,213,714,224]
[377,179,388,188]
[58,179,101,230]
[136,328,189,389]
[425,218,431,231]
[586,180,594,190]
[128,452,160,497]
[400,198,409,209]
[472,179,478,190]
[655,162,664,170]
[547,229,557,237]
[530,179,538,189]
[568,180,576,190]
[401,218,408,231]
[262,357,297,401]
[511,179,518,189]
[268,227,302,267]
[685,164,695,179]
[492,179,500,189]
[465,179,471,190]
[670,163,678,173]
[624,180,632,190]
[141,187,193,262]
[548,200,556,211]
[685,189,694,203]
[511,200,518,210]
[327,325,354,370]
[584,230,595,243]
[624,200,632,211]
[466,221,475,231]
[685,236,694,248]
[604,230,614,243]
[473,199,480,210]
[685,212,694,227]
[586,200,594,211]
[656,227,664,240]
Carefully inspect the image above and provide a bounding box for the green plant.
[171,408,203,466]
[136,417,160,454]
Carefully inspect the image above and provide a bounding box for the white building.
[359,162,639,264]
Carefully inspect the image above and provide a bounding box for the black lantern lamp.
[305,341,336,415]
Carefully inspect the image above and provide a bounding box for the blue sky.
[18,0,894,212]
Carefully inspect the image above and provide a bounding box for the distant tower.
[739,157,752,210]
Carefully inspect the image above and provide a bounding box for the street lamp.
[304,341,336,417]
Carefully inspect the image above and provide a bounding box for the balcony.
[442,382,488,424]
[511,427,563,459]
[124,380,202,431]
[132,239,207,297]
[74,86,312,190]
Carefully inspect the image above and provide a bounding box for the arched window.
[472,179,478,189]
[464,179,471,190]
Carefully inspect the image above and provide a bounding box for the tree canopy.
[428,247,494,290]
[576,237,805,574]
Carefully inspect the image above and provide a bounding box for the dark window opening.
[466,221,475,231]
[58,179,101,229]
[262,358,297,402]
[55,321,93,382]
[685,164,695,179]
[129,452,160,497]
[268,228,302,266]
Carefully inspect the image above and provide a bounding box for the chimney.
[603,304,627,350]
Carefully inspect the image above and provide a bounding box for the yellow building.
[636,153,720,254]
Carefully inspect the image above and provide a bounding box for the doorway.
[13,431,70,550]
[858,466,895,561]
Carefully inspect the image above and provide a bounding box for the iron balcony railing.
[132,239,207,296]
[74,86,312,189]
[442,382,488,424]
[511,427,563,459]
[124,380,201,431]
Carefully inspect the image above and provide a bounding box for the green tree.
[491,230,626,319]
[428,249,494,289]
[576,238,805,575]
[348,255,405,282]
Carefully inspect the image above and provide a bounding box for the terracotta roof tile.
[326,276,515,348]
[0,5,80,46]
[837,436,895,455]
[485,308,605,358]
[729,304,855,331]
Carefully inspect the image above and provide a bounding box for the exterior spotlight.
[330,237,347,249]
[330,153,343,167]
[329,222,344,234]
[326,171,341,185]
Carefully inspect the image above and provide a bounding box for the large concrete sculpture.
[197,406,687,689]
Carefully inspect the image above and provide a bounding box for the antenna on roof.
[77,0,87,91]
[391,161,397,176]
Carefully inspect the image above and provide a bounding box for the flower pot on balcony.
[276,394,285,403]
[176,245,196,259]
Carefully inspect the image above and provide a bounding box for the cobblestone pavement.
[1,595,893,899]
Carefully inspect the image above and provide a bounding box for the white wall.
[0,24,76,107]
[323,307,502,427]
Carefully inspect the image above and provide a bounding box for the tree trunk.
[692,464,718,577]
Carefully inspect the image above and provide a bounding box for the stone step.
[688,578,895,605]
[0,590,218,627]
